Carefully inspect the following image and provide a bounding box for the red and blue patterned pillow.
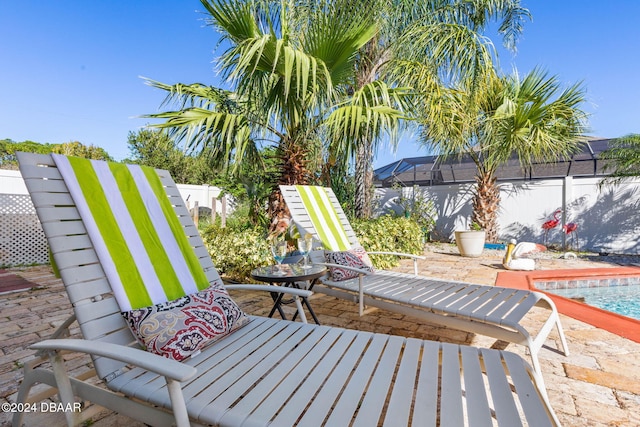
[325,246,375,281]
[121,285,249,361]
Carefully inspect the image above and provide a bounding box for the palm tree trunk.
[354,136,373,218]
[353,36,380,220]
[268,140,312,235]
[472,173,500,243]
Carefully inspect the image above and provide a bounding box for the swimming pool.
[495,267,640,343]
[535,279,640,321]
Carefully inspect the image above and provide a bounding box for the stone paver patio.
[2,244,639,426]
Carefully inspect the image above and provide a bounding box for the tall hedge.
[201,216,424,281]
[352,216,424,269]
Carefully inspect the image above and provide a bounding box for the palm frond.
[598,134,640,186]
[482,68,588,168]
[144,79,239,112]
[200,0,260,43]
[325,81,411,168]
[145,106,259,174]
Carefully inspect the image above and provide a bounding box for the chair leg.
[166,379,190,427]
[358,274,364,316]
[293,297,308,324]
[14,316,78,427]
[49,351,81,427]
[12,360,40,427]
[530,349,543,383]
[555,317,570,357]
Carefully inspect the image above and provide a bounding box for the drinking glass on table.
[271,240,288,275]
[297,237,311,269]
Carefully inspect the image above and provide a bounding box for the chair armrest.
[226,284,312,298]
[368,251,426,260]
[314,262,374,276]
[30,339,196,382]
[50,314,77,339]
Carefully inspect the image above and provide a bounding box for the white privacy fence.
[376,176,640,255]
[0,169,227,267]
[178,183,226,214]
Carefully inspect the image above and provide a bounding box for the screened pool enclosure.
[374,138,614,187]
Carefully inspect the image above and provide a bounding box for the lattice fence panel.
[0,194,48,267]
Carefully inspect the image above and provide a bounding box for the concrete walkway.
[2,244,639,426]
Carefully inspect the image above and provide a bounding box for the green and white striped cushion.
[53,154,214,312]
[295,185,351,251]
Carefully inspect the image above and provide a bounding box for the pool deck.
[2,244,640,426]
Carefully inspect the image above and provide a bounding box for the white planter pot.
[455,230,486,258]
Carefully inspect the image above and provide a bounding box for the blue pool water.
[535,278,640,321]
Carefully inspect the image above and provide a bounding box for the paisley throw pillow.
[121,286,249,361]
[325,246,375,281]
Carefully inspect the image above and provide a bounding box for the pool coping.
[495,266,640,343]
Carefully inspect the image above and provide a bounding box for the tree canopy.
[417,67,589,241]
[1,139,112,169]
[144,0,409,228]
[600,133,640,186]
[125,129,220,185]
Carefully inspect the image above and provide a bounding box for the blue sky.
[2,1,639,168]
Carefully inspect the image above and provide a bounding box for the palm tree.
[145,0,406,226]
[146,0,532,223]
[600,134,640,186]
[342,0,532,219]
[419,67,589,242]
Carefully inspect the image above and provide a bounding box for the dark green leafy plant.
[199,214,424,280]
[1,139,113,169]
[470,221,483,231]
[200,224,272,282]
[352,216,423,269]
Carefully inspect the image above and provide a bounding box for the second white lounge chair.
[281,184,570,376]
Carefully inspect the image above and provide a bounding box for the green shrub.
[352,215,424,270]
[200,224,272,282]
[200,215,424,280]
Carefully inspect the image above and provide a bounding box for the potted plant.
[455,222,486,257]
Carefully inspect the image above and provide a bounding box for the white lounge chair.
[14,152,561,427]
[280,184,569,376]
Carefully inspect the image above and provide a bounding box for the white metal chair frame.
[281,185,570,377]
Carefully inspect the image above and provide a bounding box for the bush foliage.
[200,214,424,281]
[200,224,272,282]
[352,215,424,270]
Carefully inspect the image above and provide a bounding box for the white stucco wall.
[376,177,640,254]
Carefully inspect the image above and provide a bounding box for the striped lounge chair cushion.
[53,154,248,360]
